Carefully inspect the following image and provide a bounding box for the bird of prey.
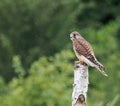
[70,31,108,76]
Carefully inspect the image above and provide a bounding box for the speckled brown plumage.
[73,38,93,57]
[70,31,108,76]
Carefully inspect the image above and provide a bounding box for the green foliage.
[0,0,120,105]
[0,49,119,105]
[0,50,74,106]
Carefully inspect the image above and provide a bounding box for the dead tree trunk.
[72,62,89,106]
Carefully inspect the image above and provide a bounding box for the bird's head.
[70,31,82,41]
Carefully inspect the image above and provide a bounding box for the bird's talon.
[75,61,80,64]
[75,61,87,66]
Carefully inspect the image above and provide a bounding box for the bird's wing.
[86,54,108,76]
[74,38,98,66]
[86,53,99,66]
[73,38,93,56]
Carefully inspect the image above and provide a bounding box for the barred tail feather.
[95,62,108,77]
[84,54,108,76]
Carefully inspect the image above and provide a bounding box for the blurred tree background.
[0,0,120,105]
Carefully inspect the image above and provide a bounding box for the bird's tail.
[86,54,108,76]
[95,61,108,77]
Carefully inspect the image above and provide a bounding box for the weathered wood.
[72,62,89,106]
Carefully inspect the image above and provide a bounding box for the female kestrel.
[70,31,108,76]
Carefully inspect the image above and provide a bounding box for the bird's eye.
[73,34,76,38]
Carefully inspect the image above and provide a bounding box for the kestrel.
[70,31,108,76]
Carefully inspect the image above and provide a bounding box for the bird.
[70,31,108,76]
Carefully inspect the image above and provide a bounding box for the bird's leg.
[75,60,87,66]
[75,60,81,64]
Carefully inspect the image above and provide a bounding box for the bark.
[72,62,89,106]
